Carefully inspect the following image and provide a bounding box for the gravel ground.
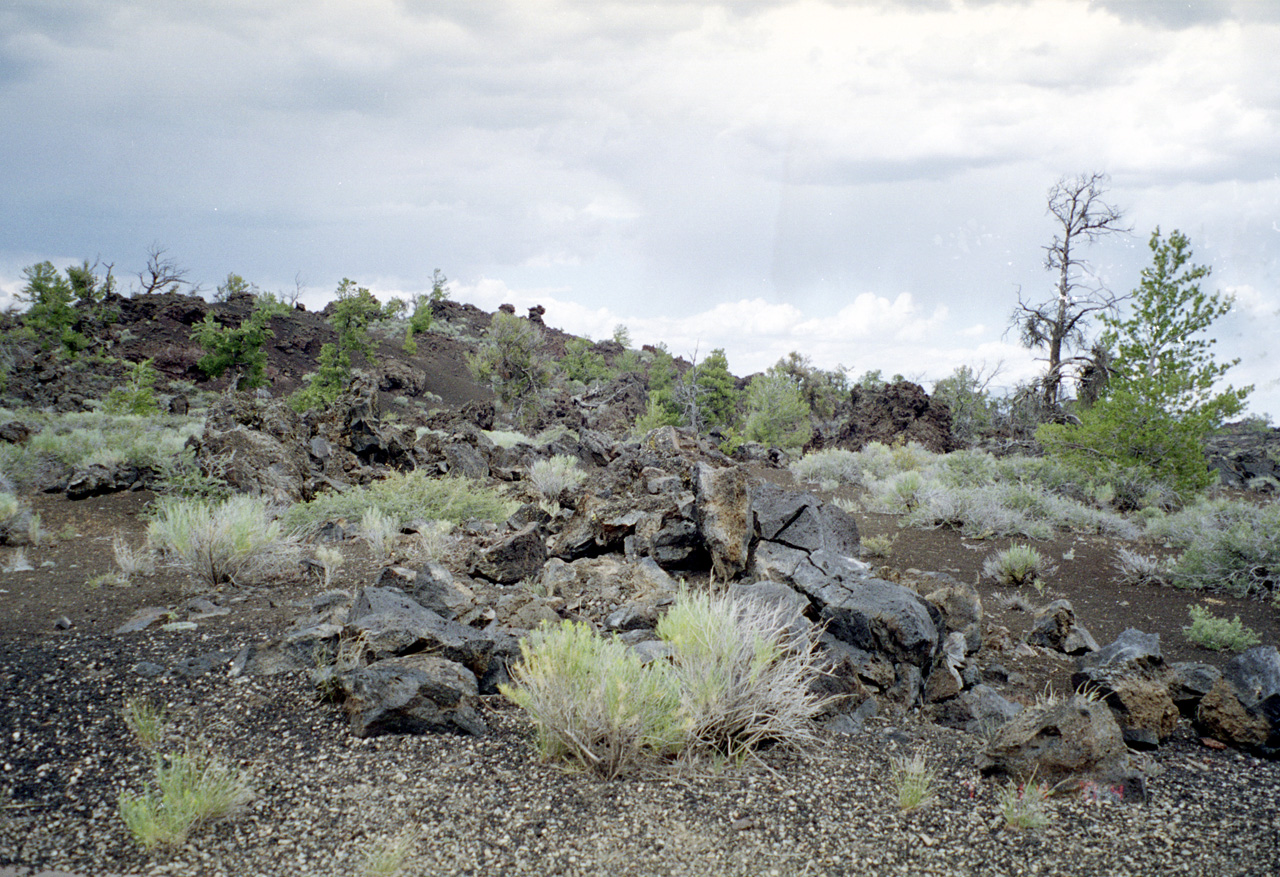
[2,630,1279,877]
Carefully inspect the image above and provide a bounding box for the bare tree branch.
[136,242,191,296]
[1009,172,1131,408]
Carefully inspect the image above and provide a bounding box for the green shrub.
[283,471,517,534]
[983,544,1053,589]
[1183,605,1261,652]
[467,312,550,414]
[560,338,614,386]
[932,365,997,444]
[16,261,92,356]
[998,776,1050,831]
[147,494,300,587]
[1160,500,1280,597]
[119,750,252,850]
[743,370,811,450]
[123,698,169,750]
[501,620,684,779]
[502,590,827,777]
[102,358,161,416]
[192,296,275,390]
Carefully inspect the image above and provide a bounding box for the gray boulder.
[471,523,547,585]
[1027,599,1099,655]
[1196,646,1280,757]
[757,543,937,668]
[921,573,983,655]
[335,653,486,737]
[345,586,495,676]
[1073,629,1178,749]
[978,692,1147,799]
[752,483,860,558]
[410,563,477,620]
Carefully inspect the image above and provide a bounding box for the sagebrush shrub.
[502,590,827,777]
[501,621,684,779]
[147,494,299,587]
[283,471,517,534]
[527,455,587,506]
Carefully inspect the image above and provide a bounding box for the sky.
[2,0,1278,416]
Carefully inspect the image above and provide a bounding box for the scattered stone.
[471,523,547,585]
[1196,646,1280,757]
[114,606,172,634]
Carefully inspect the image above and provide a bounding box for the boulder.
[1196,646,1280,757]
[1072,629,1178,748]
[471,523,547,585]
[335,653,487,737]
[694,462,753,581]
[756,543,938,668]
[409,563,477,620]
[921,573,983,655]
[978,692,1147,799]
[1027,599,1099,655]
[752,483,860,558]
[1168,662,1222,716]
[345,586,495,676]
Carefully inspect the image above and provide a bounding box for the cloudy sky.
[2,0,1278,416]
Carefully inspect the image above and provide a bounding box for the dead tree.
[1012,172,1129,408]
[136,243,191,296]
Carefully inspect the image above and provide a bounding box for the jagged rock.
[920,573,983,655]
[379,361,427,394]
[1078,628,1164,673]
[335,653,487,737]
[345,586,495,676]
[931,683,1023,734]
[533,555,677,605]
[755,543,938,668]
[605,602,661,631]
[1169,662,1222,716]
[65,463,116,500]
[441,442,490,480]
[815,380,959,454]
[495,591,564,629]
[198,424,311,503]
[978,692,1147,799]
[0,421,33,444]
[1196,646,1280,757]
[1028,599,1099,655]
[472,523,547,585]
[924,631,968,703]
[409,563,476,620]
[820,634,896,690]
[752,483,860,558]
[1071,629,1179,748]
[694,463,753,581]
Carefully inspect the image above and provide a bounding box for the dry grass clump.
[983,544,1055,590]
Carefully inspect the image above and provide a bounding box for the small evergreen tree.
[17,261,89,356]
[193,298,275,390]
[102,358,161,415]
[692,348,739,429]
[1038,228,1251,495]
[743,368,811,450]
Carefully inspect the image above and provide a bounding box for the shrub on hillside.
[282,471,517,534]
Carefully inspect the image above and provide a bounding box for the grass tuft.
[118,750,252,850]
[890,751,937,811]
[983,544,1054,590]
